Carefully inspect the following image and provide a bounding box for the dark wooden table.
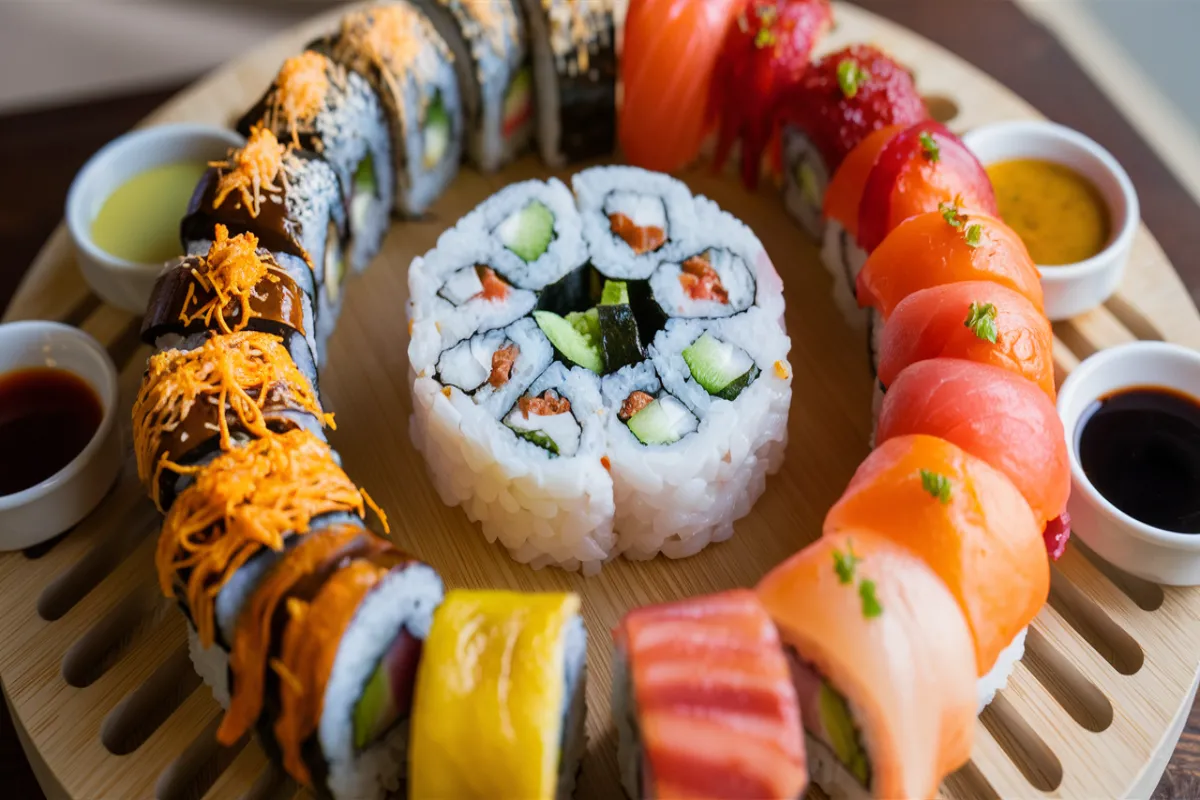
[2,1,1199,797]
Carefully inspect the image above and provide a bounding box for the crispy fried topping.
[211,126,289,218]
[272,52,332,147]
[179,225,279,334]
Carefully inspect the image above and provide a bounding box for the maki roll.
[408,590,587,799]
[433,317,555,417]
[758,532,977,799]
[519,0,617,166]
[613,589,808,800]
[131,331,333,512]
[180,128,347,363]
[823,434,1050,709]
[238,50,394,276]
[141,226,320,387]
[325,2,463,217]
[411,0,533,171]
[216,529,443,800]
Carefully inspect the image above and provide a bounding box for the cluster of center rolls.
[407,167,793,573]
[128,1,624,798]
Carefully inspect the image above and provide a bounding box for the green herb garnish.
[964,302,998,343]
[859,579,883,618]
[753,6,778,48]
[833,541,861,585]
[920,468,952,504]
[965,223,983,248]
[939,201,966,229]
[837,59,870,99]
[918,130,941,162]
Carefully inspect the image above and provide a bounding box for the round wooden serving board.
[5,4,1200,799]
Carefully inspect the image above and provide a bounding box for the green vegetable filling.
[509,428,559,454]
[500,200,555,262]
[682,333,759,400]
[422,92,451,169]
[818,684,871,786]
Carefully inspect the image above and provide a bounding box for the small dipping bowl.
[66,123,244,314]
[963,120,1138,321]
[1058,341,1200,585]
[0,322,120,550]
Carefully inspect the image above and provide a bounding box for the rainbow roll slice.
[409,590,587,799]
[612,589,808,800]
[758,531,977,799]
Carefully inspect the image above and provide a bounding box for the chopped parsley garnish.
[920,468,952,504]
[965,223,983,248]
[833,542,861,584]
[859,579,883,619]
[837,59,870,99]
[918,130,941,162]
[964,302,999,343]
[939,201,967,229]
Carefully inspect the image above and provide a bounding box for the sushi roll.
[757,531,978,799]
[141,226,320,387]
[324,2,463,217]
[410,0,533,171]
[215,529,442,800]
[876,359,1071,558]
[180,128,347,363]
[612,589,808,799]
[238,50,395,275]
[519,0,617,166]
[156,428,387,651]
[774,45,926,240]
[131,330,333,512]
[407,168,790,570]
[823,434,1050,709]
[408,590,587,799]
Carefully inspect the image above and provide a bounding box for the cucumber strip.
[497,200,555,262]
[682,333,758,400]
[422,92,451,169]
[600,279,630,306]
[534,310,604,374]
[626,395,698,446]
[509,427,559,455]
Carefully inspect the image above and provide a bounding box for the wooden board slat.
[3,3,1200,799]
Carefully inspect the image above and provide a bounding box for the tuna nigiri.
[876,359,1071,558]
[612,589,808,800]
[876,281,1056,399]
[824,434,1049,709]
[711,0,833,188]
[857,203,1045,319]
[857,120,997,253]
[758,531,977,799]
[620,0,744,173]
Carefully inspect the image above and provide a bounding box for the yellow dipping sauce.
[987,158,1110,266]
[90,161,207,264]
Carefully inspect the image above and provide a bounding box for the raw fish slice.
[876,359,1070,556]
[857,207,1044,318]
[822,125,904,240]
[877,281,1055,399]
[824,434,1049,677]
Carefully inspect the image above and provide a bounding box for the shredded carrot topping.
[476,266,510,302]
[132,331,332,511]
[489,344,519,388]
[518,390,572,417]
[179,224,279,334]
[211,126,289,218]
[679,252,730,303]
[609,213,667,255]
[272,52,332,147]
[620,390,655,421]
[155,428,387,648]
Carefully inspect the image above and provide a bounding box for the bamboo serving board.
[5,4,1200,799]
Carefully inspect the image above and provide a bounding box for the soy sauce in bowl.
[1076,385,1200,533]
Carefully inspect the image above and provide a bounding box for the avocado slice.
[422,92,451,170]
[497,200,555,262]
[534,310,604,374]
[818,683,871,786]
[682,333,759,400]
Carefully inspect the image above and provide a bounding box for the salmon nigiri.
[876,359,1071,559]
[758,531,976,799]
[857,120,997,253]
[822,124,906,241]
[620,0,743,172]
[876,280,1056,399]
[857,203,1045,318]
[824,434,1049,709]
[613,589,808,800]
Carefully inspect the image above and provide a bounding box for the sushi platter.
[4,1,1200,799]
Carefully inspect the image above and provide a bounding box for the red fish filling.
[489,344,519,388]
[518,391,571,417]
[609,213,667,255]
[476,266,510,302]
[679,253,730,303]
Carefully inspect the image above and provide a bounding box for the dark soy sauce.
[1076,385,1200,533]
[0,368,103,496]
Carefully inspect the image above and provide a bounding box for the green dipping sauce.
[90,161,207,264]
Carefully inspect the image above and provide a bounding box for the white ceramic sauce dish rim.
[0,321,119,510]
[1058,340,1200,551]
[65,122,244,275]
[962,119,1139,279]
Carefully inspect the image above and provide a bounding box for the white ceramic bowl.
[962,120,1138,321]
[66,123,244,314]
[0,322,121,550]
[1057,341,1200,585]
